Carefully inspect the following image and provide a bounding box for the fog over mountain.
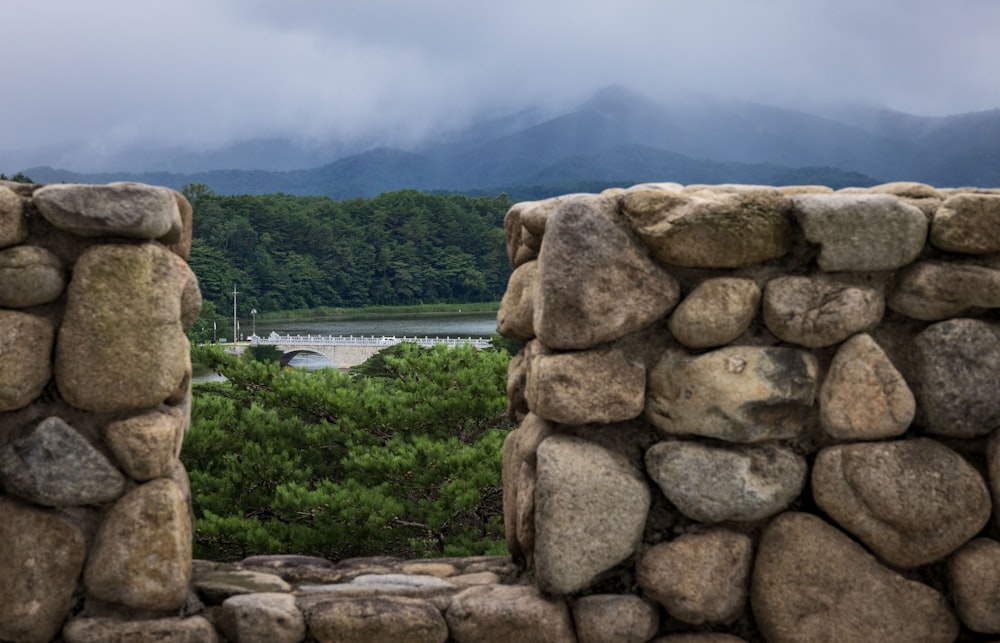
[4,1,1000,191]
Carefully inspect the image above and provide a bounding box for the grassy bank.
[255,301,499,322]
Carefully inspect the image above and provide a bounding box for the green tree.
[183,342,513,561]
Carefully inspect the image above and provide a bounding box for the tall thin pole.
[232,283,239,342]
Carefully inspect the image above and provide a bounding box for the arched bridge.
[250,333,493,368]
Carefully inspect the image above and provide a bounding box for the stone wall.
[0,180,199,642]
[497,181,1000,641]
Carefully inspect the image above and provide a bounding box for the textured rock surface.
[0,245,64,307]
[572,594,660,643]
[645,441,806,522]
[34,181,181,239]
[910,318,1000,437]
[646,346,818,442]
[534,435,650,594]
[104,408,185,481]
[194,569,293,605]
[497,260,537,340]
[621,188,792,267]
[667,278,761,348]
[637,530,752,624]
[819,333,914,440]
[0,310,53,411]
[525,344,646,424]
[812,439,991,567]
[930,193,1000,254]
[84,478,193,610]
[216,592,306,643]
[949,538,1000,633]
[762,276,884,347]
[888,261,1000,320]
[0,185,28,248]
[56,243,199,412]
[752,512,958,643]
[534,195,679,349]
[792,193,927,270]
[62,616,219,643]
[445,584,576,643]
[306,596,448,643]
[0,497,86,643]
[0,416,126,506]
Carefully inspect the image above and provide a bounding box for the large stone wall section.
[497,181,1000,641]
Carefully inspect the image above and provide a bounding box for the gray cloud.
[3,0,999,169]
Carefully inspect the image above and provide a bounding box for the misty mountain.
[18,87,1000,198]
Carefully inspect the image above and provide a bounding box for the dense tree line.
[183,343,513,561]
[185,185,513,316]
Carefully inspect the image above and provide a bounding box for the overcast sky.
[3,0,1000,163]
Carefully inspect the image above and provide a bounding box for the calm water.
[195,312,498,378]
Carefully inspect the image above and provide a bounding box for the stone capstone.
[0,185,27,248]
[162,189,194,260]
[791,193,927,271]
[0,245,65,308]
[571,594,660,643]
[525,344,646,425]
[620,188,792,268]
[216,592,306,643]
[818,333,914,440]
[644,441,806,523]
[0,416,126,506]
[667,278,761,349]
[62,616,219,643]
[909,318,1000,437]
[305,595,447,643]
[104,407,185,481]
[534,435,650,595]
[84,478,192,611]
[646,346,818,443]
[812,438,991,567]
[636,530,753,625]
[888,260,1000,320]
[0,497,87,643]
[751,512,958,643]
[55,243,199,412]
[496,260,537,340]
[948,538,1000,633]
[762,276,884,347]
[930,193,1000,254]
[0,310,54,411]
[445,583,576,643]
[33,181,181,239]
[533,194,679,350]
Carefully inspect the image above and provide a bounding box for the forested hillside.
[185,185,512,315]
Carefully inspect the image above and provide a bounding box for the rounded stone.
[910,318,1000,437]
[33,181,181,239]
[791,193,927,271]
[637,530,752,624]
[0,185,27,248]
[445,584,575,643]
[819,333,915,440]
[534,435,650,595]
[307,595,447,643]
[668,278,761,349]
[104,408,185,481]
[645,441,806,523]
[55,243,199,412]
[752,512,959,643]
[812,438,991,567]
[571,594,660,643]
[888,261,1000,321]
[496,260,537,341]
[0,245,65,307]
[931,193,1000,254]
[949,538,1000,633]
[0,498,87,643]
[763,276,884,347]
[0,310,54,411]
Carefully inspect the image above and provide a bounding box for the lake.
[195,312,499,379]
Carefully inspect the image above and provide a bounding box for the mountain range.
[16,87,1000,199]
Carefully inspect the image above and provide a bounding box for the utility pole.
[232,283,239,342]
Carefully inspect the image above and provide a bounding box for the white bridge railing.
[251,334,492,350]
